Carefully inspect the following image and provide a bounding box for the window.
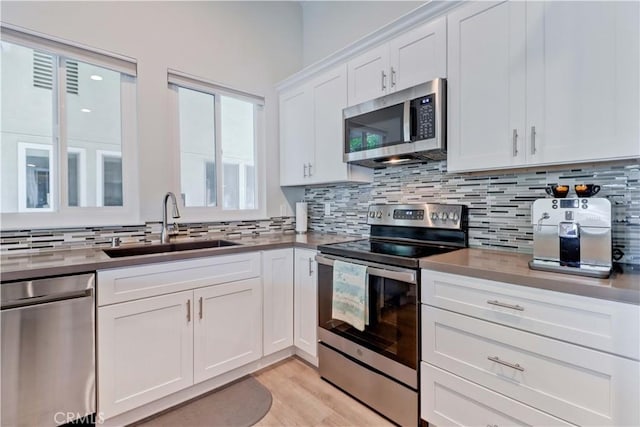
[1,26,138,228]
[168,70,264,221]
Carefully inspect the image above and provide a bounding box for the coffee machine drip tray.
[529,259,612,279]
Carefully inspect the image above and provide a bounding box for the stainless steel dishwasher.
[1,273,96,427]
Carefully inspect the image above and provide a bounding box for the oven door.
[315,254,418,388]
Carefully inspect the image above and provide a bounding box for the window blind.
[1,24,137,76]
[167,69,264,106]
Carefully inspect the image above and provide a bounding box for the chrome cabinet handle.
[512,129,518,156]
[487,299,525,311]
[308,257,314,276]
[307,163,313,177]
[303,164,308,178]
[390,67,396,87]
[488,356,525,372]
[199,297,203,320]
[381,70,387,91]
[531,125,536,154]
[187,299,191,322]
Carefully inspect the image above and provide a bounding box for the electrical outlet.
[324,202,331,216]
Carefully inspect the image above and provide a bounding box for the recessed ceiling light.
[81,108,91,113]
[90,75,103,81]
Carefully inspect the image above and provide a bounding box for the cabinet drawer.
[98,252,260,306]
[420,362,575,426]
[422,306,639,426]
[421,270,640,360]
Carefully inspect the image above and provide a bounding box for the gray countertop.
[420,248,640,305]
[3,236,639,305]
[0,232,360,282]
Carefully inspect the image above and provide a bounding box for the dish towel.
[332,260,368,331]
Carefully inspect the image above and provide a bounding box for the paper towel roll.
[295,202,308,234]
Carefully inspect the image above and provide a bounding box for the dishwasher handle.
[1,288,93,310]
[1,273,95,310]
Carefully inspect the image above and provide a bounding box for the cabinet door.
[310,64,349,184]
[447,1,527,172]
[279,87,312,186]
[193,278,262,383]
[526,1,640,164]
[98,291,194,418]
[389,16,447,92]
[262,249,294,355]
[294,248,318,359]
[347,44,389,106]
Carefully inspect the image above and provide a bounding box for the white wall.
[301,1,425,66]
[1,1,303,222]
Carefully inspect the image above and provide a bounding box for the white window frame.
[17,142,55,213]
[67,146,87,207]
[1,25,139,229]
[168,69,266,222]
[95,150,122,207]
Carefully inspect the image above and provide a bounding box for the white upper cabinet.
[448,0,640,172]
[347,44,389,106]
[279,64,372,186]
[348,17,447,106]
[447,1,527,171]
[525,1,640,164]
[279,87,312,186]
[388,17,447,93]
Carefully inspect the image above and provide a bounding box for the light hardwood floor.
[253,357,394,427]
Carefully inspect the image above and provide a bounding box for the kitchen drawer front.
[422,305,640,426]
[421,269,640,360]
[98,252,260,306]
[420,362,575,426]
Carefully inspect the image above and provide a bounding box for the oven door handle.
[315,254,417,285]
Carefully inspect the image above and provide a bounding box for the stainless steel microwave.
[343,78,446,168]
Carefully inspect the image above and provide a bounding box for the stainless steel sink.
[103,239,240,258]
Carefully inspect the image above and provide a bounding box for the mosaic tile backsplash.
[304,160,640,265]
[0,217,295,253]
[2,160,638,265]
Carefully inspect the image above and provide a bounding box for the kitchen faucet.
[161,192,181,243]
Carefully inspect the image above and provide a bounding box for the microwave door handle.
[403,100,411,142]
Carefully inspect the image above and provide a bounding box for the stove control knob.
[369,211,375,218]
[448,212,456,220]
[376,211,382,219]
[431,212,438,220]
[452,212,459,221]
[439,212,447,220]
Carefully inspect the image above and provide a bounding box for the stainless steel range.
[316,203,468,426]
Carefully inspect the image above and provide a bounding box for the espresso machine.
[529,198,612,278]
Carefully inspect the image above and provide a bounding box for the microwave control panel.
[411,94,436,140]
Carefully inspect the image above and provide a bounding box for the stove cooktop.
[318,238,459,269]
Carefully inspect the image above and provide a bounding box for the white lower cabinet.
[420,269,640,427]
[97,253,262,419]
[421,363,574,426]
[194,278,262,383]
[293,248,318,359]
[262,249,294,356]
[98,291,194,418]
